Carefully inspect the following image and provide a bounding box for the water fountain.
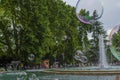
[98,35,108,68]
[1,0,120,80]
[41,0,120,76]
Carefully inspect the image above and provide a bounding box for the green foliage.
[0,0,80,64]
[0,0,107,65]
[112,29,120,47]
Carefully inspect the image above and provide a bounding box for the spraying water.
[99,35,108,68]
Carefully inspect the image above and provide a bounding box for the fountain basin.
[41,66,120,75]
[42,69,120,75]
[0,68,119,80]
[5,71,27,76]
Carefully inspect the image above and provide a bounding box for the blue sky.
[62,0,120,32]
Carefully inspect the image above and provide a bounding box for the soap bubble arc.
[109,25,120,61]
[74,50,88,63]
[76,0,104,24]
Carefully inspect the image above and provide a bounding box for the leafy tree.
[0,0,108,66]
[0,0,81,65]
[0,0,46,64]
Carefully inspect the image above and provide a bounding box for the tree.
[0,0,107,66]
[0,0,46,64]
[0,0,81,65]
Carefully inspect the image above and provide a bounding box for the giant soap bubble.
[76,0,103,24]
[74,50,87,63]
[109,25,120,60]
[28,54,35,61]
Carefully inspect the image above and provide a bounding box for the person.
[115,75,120,80]
[20,63,24,70]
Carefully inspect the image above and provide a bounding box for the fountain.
[40,0,120,75]
[1,0,120,80]
[74,34,109,68]
[98,35,108,68]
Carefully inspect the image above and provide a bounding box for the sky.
[62,0,120,35]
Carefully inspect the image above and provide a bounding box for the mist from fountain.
[98,35,108,68]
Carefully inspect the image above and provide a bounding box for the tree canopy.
[0,0,107,66]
